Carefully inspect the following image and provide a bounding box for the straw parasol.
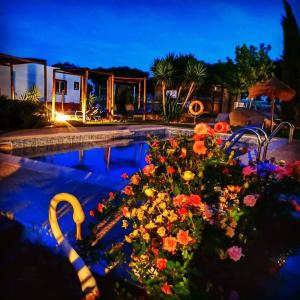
[248,76,296,131]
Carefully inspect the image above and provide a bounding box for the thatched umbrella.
[248,76,296,131]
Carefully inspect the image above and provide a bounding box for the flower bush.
[89,122,300,299]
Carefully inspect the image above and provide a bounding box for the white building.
[0,61,81,106]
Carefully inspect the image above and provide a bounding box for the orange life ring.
[189,100,204,116]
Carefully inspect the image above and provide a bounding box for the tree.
[281,0,300,123]
[180,60,207,112]
[151,58,174,115]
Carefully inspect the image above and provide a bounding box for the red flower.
[122,206,129,217]
[167,166,176,174]
[156,258,167,271]
[131,174,141,185]
[291,199,300,212]
[145,154,152,164]
[222,168,230,175]
[108,192,115,199]
[89,210,95,217]
[217,138,223,145]
[121,173,129,179]
[161,282,172,295]
[193,141,207,155]
[188,194,201,206]
[97,203,104,213]
[143,164,156,176]
[194,134,205,141]
[151,140,159,147]
[178,207,188,216]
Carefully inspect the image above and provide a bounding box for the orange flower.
[143,164,156,176]
[161,282,172,295]
[122,206,130,217]
[193,141,207,155]
[167,166,176,174]
[178,207,188,216]
[169,139,179,149]
[194,122,209,135]
[145,154,152,164]
[214,121,230,133]
[123,185,134,196]
[163,236,177,253]
[97,203,104,213]
[159,156,167,163]
[177,230,191,246]
[121,173,129,179]
[194,134,204,141]
[180,147,187,158]
[156,258,167,271]
[173,194,188,207]
[188,194,201,206]
[131,174,141,185]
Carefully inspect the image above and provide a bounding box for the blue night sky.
[0,0,299,72]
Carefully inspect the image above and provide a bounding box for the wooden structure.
[0,53,48,103]
[52,68,113,122]
[114,76,147,120]
[53,68,147,122]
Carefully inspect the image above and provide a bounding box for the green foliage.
[87,93,97,108]
[0,98,47,129]
[165,96,181,122]
[20,85,41,102]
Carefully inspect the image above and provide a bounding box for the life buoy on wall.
[189,100,204,116]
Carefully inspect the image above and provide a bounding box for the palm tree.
[151,58,174,115]
[180,60,207,112]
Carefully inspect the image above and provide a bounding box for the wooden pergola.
[114,76,147,120]
[52,68,113,122]
[0,53,47,103]
[52,68,147,122]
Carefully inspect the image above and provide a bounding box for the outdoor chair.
[74,107,101,121]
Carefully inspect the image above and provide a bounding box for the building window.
[74,81,79,90]
[55,79,67,95]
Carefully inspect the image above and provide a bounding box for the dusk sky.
[0,0,299,72]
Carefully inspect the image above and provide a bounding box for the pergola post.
[43,62,48,119]
[51,69,56,120]
[138,81,141,110]
[106,76,111,113]
[143,77,147,120]
[82,70,88,123]
[111,75,115,116]
[10,63,15,100]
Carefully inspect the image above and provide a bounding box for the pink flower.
[227,246,243,262]
[242,166,256,176]
[243,194,258,207]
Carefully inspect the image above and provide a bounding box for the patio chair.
[74,107,101,121]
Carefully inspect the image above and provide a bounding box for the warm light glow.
[55,113,69,122]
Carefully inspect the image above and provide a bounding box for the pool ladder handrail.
[262,122,294,160]
[222,126,269,162]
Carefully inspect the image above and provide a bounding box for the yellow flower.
[155,215,164,223]
[148,206,155,214]
[162,210,169,217]
[125,235,132,243]
[131,208,137,217]
[198,170,203,178]
[137,209,144,221]
[122,220,129,229]
[157,193,168,201]
[141,204,148,211]
[143,233,150,242]
[157,226,166,237]
[244,182,249,189]
[145,188,155,198]
[168,211,178,222]
[132,229,139,237]
[182,170,195,181]
[145,221,157,230]
[159,202,166,210]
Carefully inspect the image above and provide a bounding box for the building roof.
[0,53,46,65]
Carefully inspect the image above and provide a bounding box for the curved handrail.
[222,127,264,161]
[262,122,294,160]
